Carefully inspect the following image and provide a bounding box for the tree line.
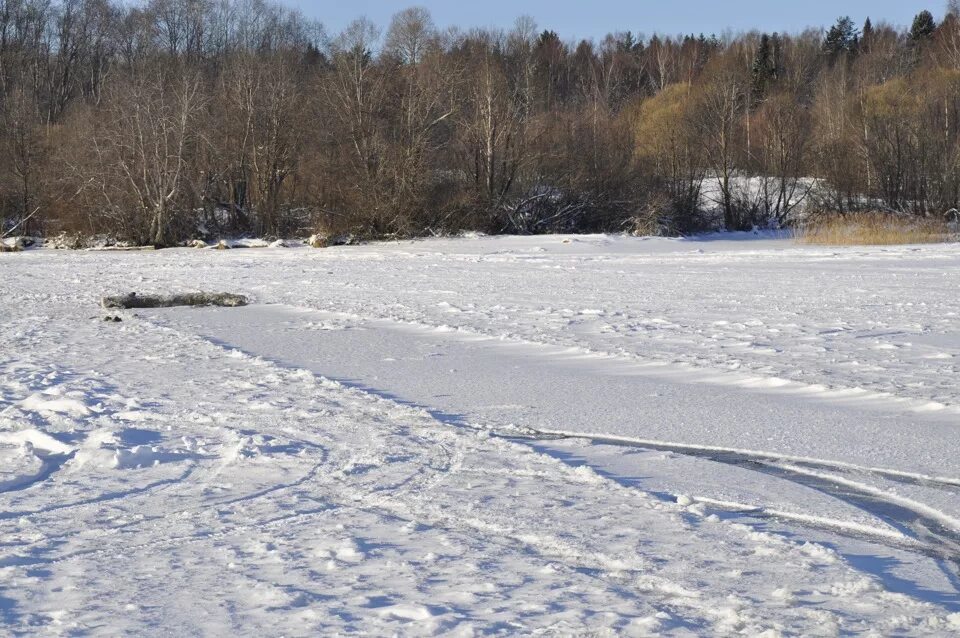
[2,0,960,245]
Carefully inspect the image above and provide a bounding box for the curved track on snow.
[149,303,960,608]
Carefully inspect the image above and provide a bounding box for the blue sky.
[288,1,942,40]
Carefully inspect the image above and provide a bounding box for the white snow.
[1,233,959,635]
[0,428,74,456]
[20,393,91,418]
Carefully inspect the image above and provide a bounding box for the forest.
[1,0,960,245]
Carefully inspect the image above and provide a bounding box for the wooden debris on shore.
[101,292,248,309]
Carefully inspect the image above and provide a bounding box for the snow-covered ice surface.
[3,233,960,635]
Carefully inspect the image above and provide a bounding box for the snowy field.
[2,234,960,636]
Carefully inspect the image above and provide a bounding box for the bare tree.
[0,86,46,234]
[459,46,527,211]
[384,6,434,65]
[320,18,392,233]
[694,65,748,229]
[754,91,812,223]
[87,62,204,244]
[633,82,704,229]
[6,0,960,242]
[248,52,304,236]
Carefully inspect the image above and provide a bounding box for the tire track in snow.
[128,314,776,616]
[509,428,960,577]
[220,305,960,528]
[148,304,960,602]
[275,306,960,565]
[521,428,960,491]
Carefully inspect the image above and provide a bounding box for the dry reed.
[796,212,956,246]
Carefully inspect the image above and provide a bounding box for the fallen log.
[88,245,157,252]
[102,292,248,309]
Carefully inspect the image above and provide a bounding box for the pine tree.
[617,31,637,53]
[751,34,776,102]
[695,34,712,72]
[909,10,937,43]
[823,16,859,57]
[537,30,562,49]
[862,18,873,50]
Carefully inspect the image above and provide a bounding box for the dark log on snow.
[102,292,248,309]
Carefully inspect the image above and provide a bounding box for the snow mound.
[376,604,436,621]
[20,393,91,417]
[0,442,45,490]
[0,428,74,456]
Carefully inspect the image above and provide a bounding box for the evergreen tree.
[537,30,562,49]
[909,10,937,43]
[695,34,712,72]
[823,16,859,56]
[617,31,637,53]
[861,17,874,50]
[751,34,776,102]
